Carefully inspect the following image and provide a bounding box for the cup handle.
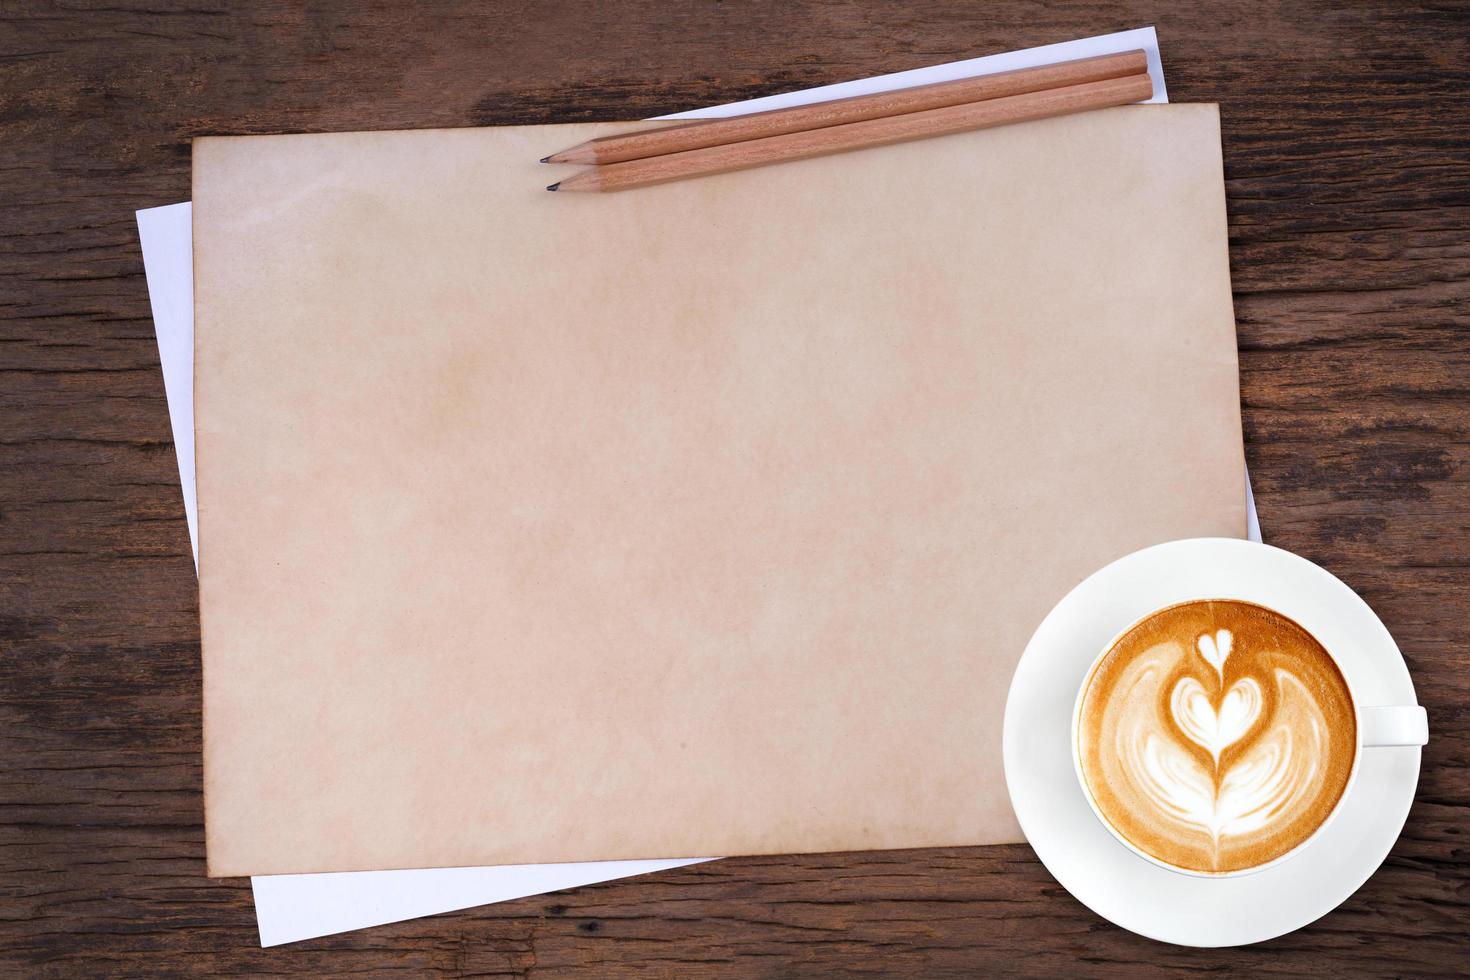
[1359,705,1429,746]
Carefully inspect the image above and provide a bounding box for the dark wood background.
[2,1,1466,975]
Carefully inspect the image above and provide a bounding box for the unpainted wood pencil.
[547,72,1153,193]
[542,50,1149,166]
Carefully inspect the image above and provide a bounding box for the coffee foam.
[1077,600,1356,874]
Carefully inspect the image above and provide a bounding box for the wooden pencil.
[547,72,1153,193]
[543,50,1149,166]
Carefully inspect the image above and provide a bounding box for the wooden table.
[3,2,1466,974]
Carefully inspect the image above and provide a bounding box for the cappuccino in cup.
[1074,599,1356,875]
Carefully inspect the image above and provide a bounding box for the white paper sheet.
[137,205,198,570]
[249,859,710,947]
[137,27,1256,947]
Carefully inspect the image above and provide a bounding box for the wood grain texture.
[0,0,1465,975]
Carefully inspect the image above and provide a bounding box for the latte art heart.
[1134,669,1318,846]
[1077,600,1357,874]
[1170,673,1261,764]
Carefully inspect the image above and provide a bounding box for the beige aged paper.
[194,106,1245,876]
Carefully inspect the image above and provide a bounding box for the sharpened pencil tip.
[546,182,560,192]
[539,156,550,164]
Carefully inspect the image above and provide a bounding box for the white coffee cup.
[1070,597,1429,878]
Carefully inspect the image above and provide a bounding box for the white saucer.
[1002,538,1424,947]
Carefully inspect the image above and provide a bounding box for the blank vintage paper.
[194,105,1245,876]
[161,32,1169,943]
